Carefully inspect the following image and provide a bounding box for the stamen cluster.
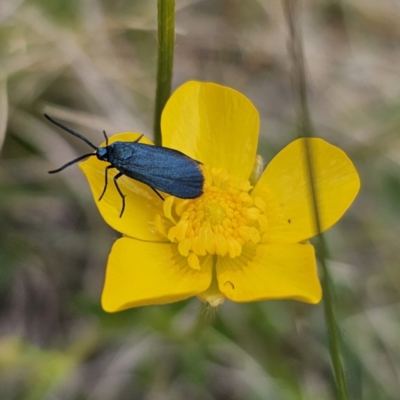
[155,167,268,270]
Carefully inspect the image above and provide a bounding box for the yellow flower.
[79,81,360,312]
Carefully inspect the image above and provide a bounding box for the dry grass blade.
[0,78,8,153]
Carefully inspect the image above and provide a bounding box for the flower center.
[155,166,267,270]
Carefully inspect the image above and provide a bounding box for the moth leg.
[150,187,164,201]
[113,172,126,218]
[99,165,115,201]
[133,134,144,143]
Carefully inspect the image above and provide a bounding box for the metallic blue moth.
[45,114,204,217]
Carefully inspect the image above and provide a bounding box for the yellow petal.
[79,133,166,241]
[252,138,360,243]
[102,238,213,312]
[216,243,321,304]
[161,81,259,180]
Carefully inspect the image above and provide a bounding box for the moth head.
[96,146,108,161]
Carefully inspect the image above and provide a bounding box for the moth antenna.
[48,153,96,174]
[44,114,98,150]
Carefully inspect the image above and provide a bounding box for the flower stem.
[282,0,348,398]
[153,0,175,146]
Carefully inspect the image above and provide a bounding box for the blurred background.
[1,0,399,399]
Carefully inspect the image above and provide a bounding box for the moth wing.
[116,144,204,198]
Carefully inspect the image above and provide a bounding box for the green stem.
[282,1,348,398]
[187,304,216,340]
[153,0,175,146]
